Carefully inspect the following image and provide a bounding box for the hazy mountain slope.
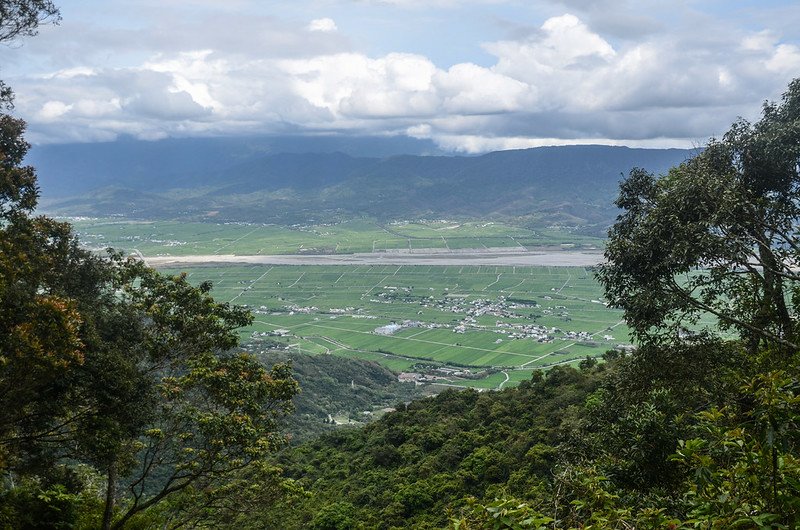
[34,139,695,227]
[29,135,443,196]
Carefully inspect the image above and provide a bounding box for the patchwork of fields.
[69,217,625,389]
[160,263,631,388]
[70,218,603,256]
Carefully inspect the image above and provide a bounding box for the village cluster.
[250,288,616,346]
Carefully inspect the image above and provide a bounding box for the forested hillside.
[260,351,427,442]
[263,362,607,529]
[256,343,743,529]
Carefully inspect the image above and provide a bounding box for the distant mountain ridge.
[31,137,696,229]
[29,135,444,196]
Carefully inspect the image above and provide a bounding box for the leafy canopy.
[598,79,800,356]
[0,5,299,525]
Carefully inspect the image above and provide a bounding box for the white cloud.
[72,98,122,118]
[280,52,439,118]
[487,14,615,82]
[436,63,535,113]
[124,89,210,121]
[5,8,800,151]
[766,43,800,73]
[406,123,432,138]
[37,101,72,121]
[43,67,97,80]
[742,30,777,52]
[143,51,223,110]
[356,0,509,7]
[307,18,338,32]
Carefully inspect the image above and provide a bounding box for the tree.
[592,78,800,528]
[0,0,60,109]
[0,117,300,527]
[68,264,299,530]
[0,0,60,43]
[0,4,300,527]
[0,131,299,528]
[598,78,800,357]
[0,115,90,471]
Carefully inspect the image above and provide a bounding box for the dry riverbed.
[144,247,605,268]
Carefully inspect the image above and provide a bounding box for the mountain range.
[30,136,696,229]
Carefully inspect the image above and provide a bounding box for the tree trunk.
[757,240,794,353]
[102,461,117,530]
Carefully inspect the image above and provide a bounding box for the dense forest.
[4,2,800,529]
[259,351,427,443]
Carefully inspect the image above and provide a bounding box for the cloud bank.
[3,4,800,152]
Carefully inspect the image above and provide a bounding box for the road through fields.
[144,248,605,268]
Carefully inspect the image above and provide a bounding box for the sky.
[1,0,799,152]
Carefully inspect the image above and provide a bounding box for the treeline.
[252,342,750,529]
[262,360,607,529]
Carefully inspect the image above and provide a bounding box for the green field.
[69,218,604,256]
[69,217,621,389]
[158,263,630,388]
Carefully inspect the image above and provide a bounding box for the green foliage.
[0,26,300,527]
[311,502,358,530]
[148,461,307,529]
[1,179,299,528]
[0,466,105,529]
[258,365,602,528]
[672,371,800,528]
[0,114,93,471]
[451,497,554,529]
[598,80,800,355]
[260,351,425,442]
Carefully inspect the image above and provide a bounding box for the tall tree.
[0,111,299,530]
[85,266,298,530]
[0,4,300,527]
[0,112,88,471]
[598,79,800,357]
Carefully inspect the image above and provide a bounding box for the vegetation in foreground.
[0,109,299,529]
[0,5,299,529]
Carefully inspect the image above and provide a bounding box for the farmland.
[159,263,631,388]
[70,218,603,256]
[69,217,626,388]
